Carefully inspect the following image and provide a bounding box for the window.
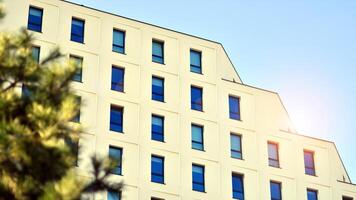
[107,190,121,200]
[32,46,40,63]
[111,66,125,92]
[304,150,316,176]
[113,29,125,54]
[110,105,123,133]
[152,76,164,102]
[192,164,205,192]
[71,96,81,123]
[151,155,164,184]
[151,115,164,142]
[270,181,282,200]
[229,95,241,120]
[71,18,85,43]
[109,146,122,175]
[65,138,79,166]
[232,173,244,199]
[230,134,242,159]
[151,198,164,200]
[307,189,318,200]
[152,40,164,64]
[343,196,353,200]
[27,6,43,32]
[191,86,203,111]
[190,49,202,74]
[268,142,280,168]
[69,55,83,82]
[191,124,204,151]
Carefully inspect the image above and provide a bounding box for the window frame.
[232,173,245,200]
[110,105,124,133]
[152,39,164,64]
[109,146,123,175]
[191,85,203,111]
[32,45,41,63]
[192,164,205,192]
[191,123,204,151]
[151,76,165,102]
[70,95,81,123]
[230,133,243,159]
[229,95,241,120]
[268,141,280,168]
[307,188,318,200]
[27,6,43,32]
[70,17,85,43]
[342,196,354,200]
[69,54,83,82]
[270,181,282,200]
[304,150,316,176]
[190,49,202,74]
[111,66,125,92]
[151,155,165,184]
[107,189,121,200]
[151,114,164,142]
[112,28,126,54]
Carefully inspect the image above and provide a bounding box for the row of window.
[28,6,204,74]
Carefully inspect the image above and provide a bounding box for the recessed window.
[109,146,122,175]
[270,181,282,200]
[111,66,124,92]
[152,76,164,102]
[268,142,280,168]
[151,155,164,184]
[65,137,79,166]
[110,105,123,133]
[71,18,85,43]
[151,198,164,200]
[32,46,40,63]
[107,190,121,200]
[113,29,125,54]
[304,150,316,176]
[151,115,164,142]
[191,86,203,111]
[229,95,241,120]
[230,134,242,159]
[191,124,204,151]
[190,49,202,74]
[69,55,83,82]
[232,173,244,199]
[192,164,205,192]
[343,196,353,200]
[27,6,43,32]
[152,40,164,64]
[71,96,81,123]
[307,189,318,200]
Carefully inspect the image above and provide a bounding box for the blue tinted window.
[231,134,242,159]
[192,124,203,151]
[152,77,164,102]
[71,96,81,123]
[229,96,240,120]
[71,18,85,43]
[110,105,123,133]
[108,190,121,200]
[192,164,205,192]
[270,182,282,200]
[190,50,202,74]
[111,66,124,92]
[70,55,83,82]
[28,6,43,32]
[268,142,280,167]
[113,29,125,54]
[109,146,122,175]
[152,40,164,64]
[191,86,203,111]
[307,189,318,200]
[232,174,244,199]
[32,46,40,63]
[151,155,164,184]
[304,151,316,175]
[151,115,164,142]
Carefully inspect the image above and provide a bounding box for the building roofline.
[60,0,243,83]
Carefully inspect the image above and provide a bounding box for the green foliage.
[0,4,122,200]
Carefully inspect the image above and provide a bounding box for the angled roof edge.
[333,142,353,184]
[60,0,243,83]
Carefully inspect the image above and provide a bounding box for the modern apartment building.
[1,0,356,199]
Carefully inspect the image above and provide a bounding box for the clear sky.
[71,0,356,181]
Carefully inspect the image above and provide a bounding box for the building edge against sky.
[1,0,356,199]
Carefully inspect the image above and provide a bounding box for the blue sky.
[71,0,356,181]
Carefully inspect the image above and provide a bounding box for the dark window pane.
[232,174,244,199]
[32,46,40,63]
[304,151,316,175]
[109,146,122,175]
[108,190,121,200]
[231,134,242,159]
[70,55,83,82]
[190,50,202,73]
[191,86,203,111]
[268,142,280,168]
[151,156,164,183]
[152,77,164,102]
[229,96,240,120]
[111,67,124,92]
[192,165,205,192]
[71,96,81,123]
[307,189,318,200]
[343,197,353,200]
[71,18,85,43]
[191,124,203,151]
[110,106,123,132]
[151,115,164,142]
[152,40,164,64]
[113,29,125,54]
[27,6,43,32]
[270,182,282,200]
